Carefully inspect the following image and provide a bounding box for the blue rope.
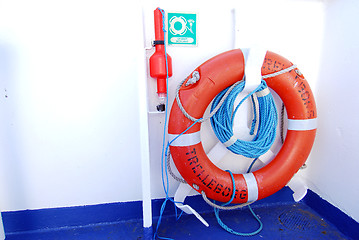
[210,80,278,236]
[213,163,263,237]
[214,203,263,236]
[210,80,278,158]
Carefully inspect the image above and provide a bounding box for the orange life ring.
[168,49,317,204]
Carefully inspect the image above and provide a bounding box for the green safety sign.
[167,12,197,46]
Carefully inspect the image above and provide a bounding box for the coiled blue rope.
[210,80,278,236]
[210,80,277,158]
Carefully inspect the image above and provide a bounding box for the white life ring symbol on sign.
[169,16,188,35]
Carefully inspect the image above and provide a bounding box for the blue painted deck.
[2,188,357,240]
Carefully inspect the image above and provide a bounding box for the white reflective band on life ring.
[223,135,237,147]
[242,173,259,202]
[287,118,317,131]
[168,131,201,147]
[255,87,270,97]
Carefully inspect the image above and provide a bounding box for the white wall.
[2,0,355,224]
[304,0,359,222]
[0,0,145,210]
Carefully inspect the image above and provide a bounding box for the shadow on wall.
[304,0,359,222]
